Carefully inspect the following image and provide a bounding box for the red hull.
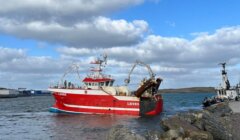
[50,89,163,116]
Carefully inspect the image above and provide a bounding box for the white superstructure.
[216,63,240,100]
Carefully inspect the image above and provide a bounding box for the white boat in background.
[203,63,240,107]
[215,63,240,100]
[0,88,19,98]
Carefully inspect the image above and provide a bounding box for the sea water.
[0,93,215,140]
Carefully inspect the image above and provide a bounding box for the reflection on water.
[49,114,141,140]
[0,93,214,139]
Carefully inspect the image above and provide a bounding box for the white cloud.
[0,47,87,89]
[165,21,176,27]
[0,0,143,23]
[58,26,240,67]
[57,47,91,56]
[0,56,63,74]
[0,47,26,62]
[0,0,148,48]
[0,17,148,48]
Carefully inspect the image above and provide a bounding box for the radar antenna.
[219,62,226,72]
[218,62,230,90]
[102,53,107,65]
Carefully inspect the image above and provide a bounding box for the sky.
[0,0,240,89]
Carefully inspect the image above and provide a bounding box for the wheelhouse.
[82,77,115,88]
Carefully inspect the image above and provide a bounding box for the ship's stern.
[139,94,163,116]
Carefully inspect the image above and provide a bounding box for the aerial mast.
[219,62,230,90]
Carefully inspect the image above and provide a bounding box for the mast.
[219,62,230,90]
[90,54,107,78]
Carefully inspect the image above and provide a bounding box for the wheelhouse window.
[110,80,114,86]
[106,81,109,86]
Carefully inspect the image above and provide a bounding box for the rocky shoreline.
[106,102,240,140]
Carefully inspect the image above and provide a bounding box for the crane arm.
[125,60,155,85]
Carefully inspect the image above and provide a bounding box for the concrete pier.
[229,101,240,113]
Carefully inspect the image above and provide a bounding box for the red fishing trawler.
[49,54,163,116]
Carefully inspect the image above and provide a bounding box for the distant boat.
[18,88,31,97]
[17,88,51,97]
[215,63,240,100]
[0,88,19,98]
[49,54,163,116]
[202,63,240,107]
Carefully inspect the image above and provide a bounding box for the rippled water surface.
[0,93,214,140]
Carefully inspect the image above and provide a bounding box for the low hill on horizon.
[158,87,215,93]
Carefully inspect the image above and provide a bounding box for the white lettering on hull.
[127,102,139,106]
